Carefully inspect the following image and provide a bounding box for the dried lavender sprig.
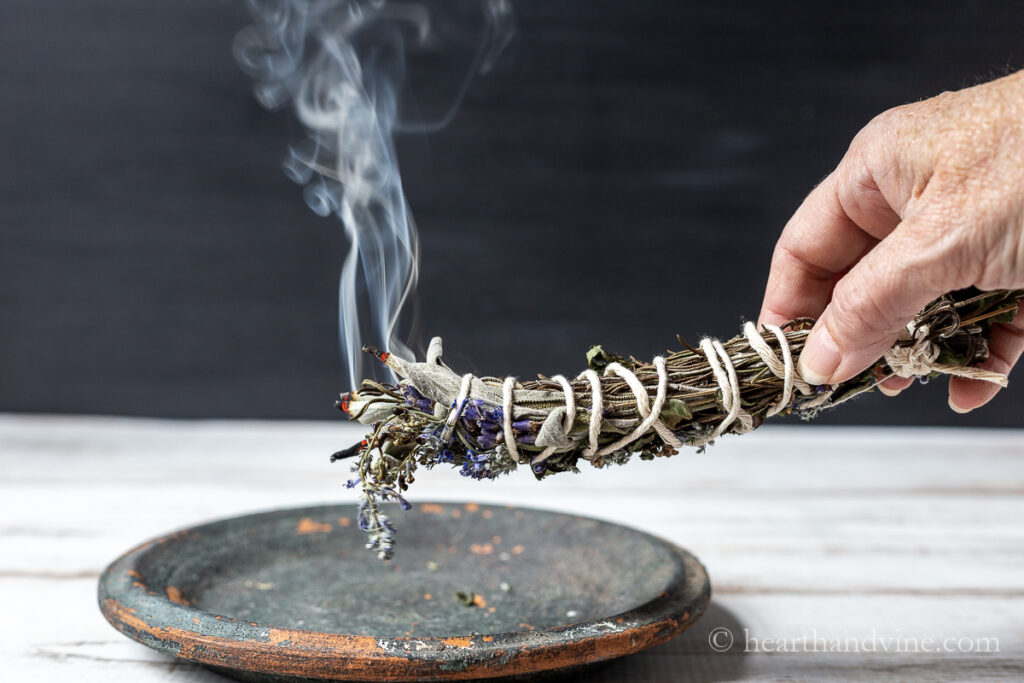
[335,288,1023,558]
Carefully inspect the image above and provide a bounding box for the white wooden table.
[3,414,1023,681]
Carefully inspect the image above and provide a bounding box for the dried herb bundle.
[334,289,1023,558]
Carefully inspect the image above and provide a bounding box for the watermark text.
[708,627,1000,655]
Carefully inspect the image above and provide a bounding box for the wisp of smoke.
[234,0,514,387]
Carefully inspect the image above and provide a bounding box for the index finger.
[759,170,882,327]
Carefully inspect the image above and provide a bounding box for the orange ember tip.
[362,345,389,363]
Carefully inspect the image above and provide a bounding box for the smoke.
[234,0,514,387]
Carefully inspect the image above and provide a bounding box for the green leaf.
[586,345,613,371]
[991,306,1019,324]
[936,347,970,367]
[585,345,633,372]
[659,399,693,429]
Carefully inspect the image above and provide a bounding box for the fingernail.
[799,326,842,385]
[878,383,902,397]
[948,396,972,414]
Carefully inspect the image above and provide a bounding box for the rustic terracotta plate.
[99,503,710,682]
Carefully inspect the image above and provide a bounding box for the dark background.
[3,0,1024,424]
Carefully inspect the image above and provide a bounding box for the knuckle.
[894,215,976,290]
[861,103,909,138]
[773,242,833,283]
[911,199,1024,291]
[835,164,889,230]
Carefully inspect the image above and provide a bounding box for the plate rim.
[98,502,711,681]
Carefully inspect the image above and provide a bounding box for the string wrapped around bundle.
[333,288,1023,559]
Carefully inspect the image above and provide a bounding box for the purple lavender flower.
[461,400,505,429]
[477,427,501,449]
[467,450,489,463]
[357,503,370,531]
[378,487,413,511]
[403,386,434,413]
[462,400,484,422]
[460,460,490,479]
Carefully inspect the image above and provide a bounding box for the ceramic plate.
[99,503,709,681]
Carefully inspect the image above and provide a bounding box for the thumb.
[797,221,959,386]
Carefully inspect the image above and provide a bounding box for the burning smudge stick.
[334,289,1023,559]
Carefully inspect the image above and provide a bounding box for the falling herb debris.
[456,591,486,608]
[333,289,1024,559]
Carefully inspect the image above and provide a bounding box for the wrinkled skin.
[759,70,1024,413]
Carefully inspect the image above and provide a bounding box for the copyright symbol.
[708,627,734,653]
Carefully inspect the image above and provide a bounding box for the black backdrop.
[3,1,1024,424]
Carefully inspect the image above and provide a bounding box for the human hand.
[758,70,1024,413]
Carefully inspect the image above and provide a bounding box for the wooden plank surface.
[3,414,1024,681]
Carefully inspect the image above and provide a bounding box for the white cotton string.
[768,323,813,398]
[595,357,684,457]
[884,323,939,378]
[884,322,1009,387]
[717,339,755,433]
[647,360,686,449]
[579,369,603,459]
[534,375,576,464]
[441,372,474,442]
[699,338,752,439]
[743,321,812,416]
[502,376,523,462]
[929,365,1009,387]
[700,339,733,436]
